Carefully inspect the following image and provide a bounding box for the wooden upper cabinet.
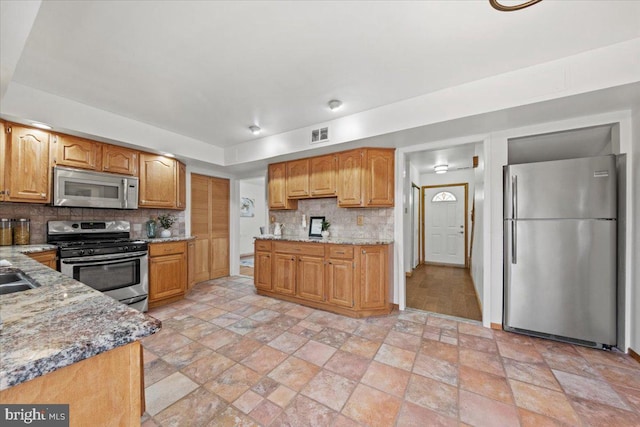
[102,145,138,176]
[53,134,102,170]
[364,148,395,207]
[139,153,176,208]
[337,149,363,207]
[286,158,310,198]
[3,124,51,203]
[176,161,186,210]
[0,122,5,200]
[268,162,297,210]
[310,154,337,197]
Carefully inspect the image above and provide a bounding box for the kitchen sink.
[0,271,40,294]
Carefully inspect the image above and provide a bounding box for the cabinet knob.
[41,193,46,198]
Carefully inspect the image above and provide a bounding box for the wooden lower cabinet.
[255,240,391,318]
[27,249,58,270]
[0,342,143,427]
[149,241,187,308]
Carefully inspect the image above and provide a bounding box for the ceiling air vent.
[311,127,329,144]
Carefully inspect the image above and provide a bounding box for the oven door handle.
[61,252,148,265]
[120,294,147,306]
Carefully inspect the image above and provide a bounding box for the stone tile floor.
[141,276,640,426]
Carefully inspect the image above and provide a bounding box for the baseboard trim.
[490,322,502,330]
[630,348,640,364]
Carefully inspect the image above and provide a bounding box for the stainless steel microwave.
[53,166,139,209]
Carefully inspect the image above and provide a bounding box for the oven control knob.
[78,249,85,255]
[118,247,124,251]
[88,249,95,255]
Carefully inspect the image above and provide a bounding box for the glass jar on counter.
[0,218,12,246]
[12,218,30,245]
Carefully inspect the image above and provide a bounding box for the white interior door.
[412,185,420,268]
[424,185,465,266]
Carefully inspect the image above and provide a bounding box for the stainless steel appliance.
[53,166,139,209]
[48,220,149,311]
[503,155,617,349]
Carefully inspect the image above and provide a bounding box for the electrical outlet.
[270,215,276,223]
[357,215,364,226]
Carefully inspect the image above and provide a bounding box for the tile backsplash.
[270,198,394,240]
[0,203,186,243]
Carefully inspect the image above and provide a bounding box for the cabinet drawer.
[149,241,186,256]
[255,240,272,252]
[274,241,324,257]
[327,245,354,259]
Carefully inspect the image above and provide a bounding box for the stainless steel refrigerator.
[503,155,617,348]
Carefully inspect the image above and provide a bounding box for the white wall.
[471,142,485,308]
[631,107,640,355]
[239,179,266,256]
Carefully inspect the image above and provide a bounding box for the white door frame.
[422,183,468,268]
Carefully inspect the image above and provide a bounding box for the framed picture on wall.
[240,197,255,217]
[309,216,325,238]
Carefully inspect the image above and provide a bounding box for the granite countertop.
[254,235,394,245]
[0,246,161,391]
[142,235,195,243]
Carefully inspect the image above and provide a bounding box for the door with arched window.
[423,184,467,266]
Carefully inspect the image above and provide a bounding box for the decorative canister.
[145,219,157,238]
[13,218,30,245]
[0,218,12,246]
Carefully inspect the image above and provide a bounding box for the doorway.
[238,177,267,278]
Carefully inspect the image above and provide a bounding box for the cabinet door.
[327,258,354,307]
[255,251,272,291]
[176,161,186,210]
[103,145,138,176]
[268,162,297,210]
[273,253,296,295]
[337,149,363,207]
[149,253,186,302]
[139,154,176,208]
[310,154,337,197]
[286,158,310,198]
[5,125,50,203]
[296,255,324,302]
[53,134,101,170]
[27,250,58,270]
[0,121,5,200]
[187,240,196,290]
[365,148,395,207]
[210,177,230,278]
[359,246,387,310]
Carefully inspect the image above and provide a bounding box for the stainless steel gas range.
[47,220,149,311]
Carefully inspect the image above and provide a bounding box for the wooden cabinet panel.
[211,237,229,278]
[149,241,185,256]
[254,250,272,291]
[103,145,138,176]
[327,258,354,308]
[337,149,363,207]
[139,154,176,208]
[365,148,394,207]
[187,240,195,290]
[0,121,5,199]
[274,241,324,257]
[273,253,296,295]
[310,154,337,197]
[53,134,101,170]
[4,124,50,203]
[149,253,186,302]
[296,255,324,302]
[255,240,272,252]
[27,250,58,270]
[193,238,211,283]
[268,162,297,210]
[359,246,387,310]
[286,158,310,198]
[176,161,186,210]
[327,245,354,259]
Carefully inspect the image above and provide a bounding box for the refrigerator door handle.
[512,220,517,264]
[512,175,518,219]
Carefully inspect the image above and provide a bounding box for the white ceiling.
[10,0,640,150]
[408,143,477,174]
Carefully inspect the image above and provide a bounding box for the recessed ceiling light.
[31,122,52,130]
[328,99,343,111]
[249,125,261,135]
[434,164,448,174]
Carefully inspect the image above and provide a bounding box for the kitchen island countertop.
[0,246,161,391]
